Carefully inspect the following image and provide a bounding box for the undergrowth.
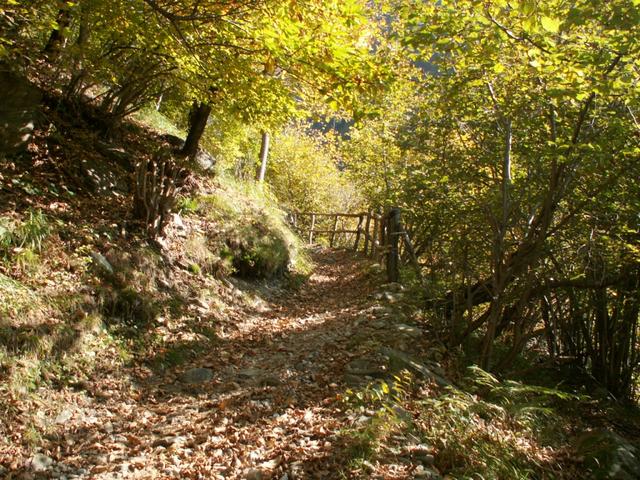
[179,175,311,280]
[0,209,51,255]
[131,105,185,139]
[422,367,579,479]
[341,371,415,470]
[342,366,582,479]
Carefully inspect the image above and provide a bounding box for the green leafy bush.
[0,209,52,256]
[267,124,360,213]
[342,366,582,479]
[0,210,51,277]
[0,209,51,256]
[341,372,415,467]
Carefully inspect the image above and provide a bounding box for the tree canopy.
[343,0,640,395]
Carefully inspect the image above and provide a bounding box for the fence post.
[386,207,401,283]
[330,214,338,248]
[371,214,379,258]
[363,212,372,254]
[353,214,364,251]
[309,214,316,244]
[379,209,388,263]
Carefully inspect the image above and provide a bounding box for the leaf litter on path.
[5,248,425,479]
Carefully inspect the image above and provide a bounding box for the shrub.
[266,124,360,214]
[416,367,579,478]
[98,285,158,329]
[231,230,290,278]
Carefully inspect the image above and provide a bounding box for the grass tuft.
[0,209,51,257]
[131,105,186,138]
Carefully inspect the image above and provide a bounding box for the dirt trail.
[41,249,402,479]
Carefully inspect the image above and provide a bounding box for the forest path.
[46,248,425,480]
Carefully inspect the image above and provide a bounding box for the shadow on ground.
[8,249,415,479]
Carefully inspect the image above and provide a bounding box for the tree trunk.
[64,2,89,99]
[256,131,270,182]
[479,118,512,370]
[181,101,211,158]
[44,6,71,60]
[72,3,89,68]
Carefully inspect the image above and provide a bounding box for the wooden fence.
[288,207,422,283]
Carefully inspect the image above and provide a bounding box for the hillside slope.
[0,77,310,475]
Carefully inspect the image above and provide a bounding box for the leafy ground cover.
[3,240,639,479]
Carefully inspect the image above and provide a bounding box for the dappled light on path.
[26,249,392,479]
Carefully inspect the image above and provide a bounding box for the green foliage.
[14,247,41,275]
[178,175,312,279]
[342,371,415,465]
[201,119,260,180]
[415,366,579,478]
[342,77,421,209]
[341,0,640,395]
[576,430,640,480]
[464,366,581,428]
[0,209,51,257]
[0,272,116,402]
[340,361,594,478]
[233,229,290,278]
[267,124,360,213]
[10,0,389,133]
[177,197,199,215]
[0,273,42,320]
[345,412,407,468]
[132,105,186,138]
[184,234,233,278]
[22,423,43,448]
[345,371,413,412]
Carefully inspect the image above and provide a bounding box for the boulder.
[395,323,423,338]
[29,453,54,472]
[575,430,640,479]
[180,367,214,384]
[95,140,135,172]
[345,358,387,377]
[89,251,115,276]
[382,282,406,292]
[379,347,450,387]
[343,356,390,386]
[54,408,74,424]
[172,213,185,230]
[245,468,265,480]
[0,69,42,156]
[238,368,264,380]
[194,148,216,171]
[413,465,442,479]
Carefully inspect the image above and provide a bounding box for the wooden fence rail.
[288,207,422,283]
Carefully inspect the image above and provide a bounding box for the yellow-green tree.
[266,125,358,213]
